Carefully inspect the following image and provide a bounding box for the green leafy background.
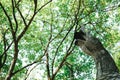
[0,0,120,80]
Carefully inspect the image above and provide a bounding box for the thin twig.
[0,29,8,68]
[24,63,39,80]
[12,61,38,75]
[0,2,14,34]
[36,0,52,14]
[12,0,18,34]
[16,6,27,27]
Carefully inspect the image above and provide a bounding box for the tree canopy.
[0,0,120,80]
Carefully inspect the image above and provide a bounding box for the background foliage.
[0,0,120,80]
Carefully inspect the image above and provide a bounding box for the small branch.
[74,0,83,32]
[0,30,8,68]
[12,0,18,34]
[52,46,75,80]
[34,0,37,13]
[50,18,68,76]
[50,18,67,43]
[45,24,53,80]
[16,6,27,27]
[16,0,22,6]
[17,14,35,42]
[1,41,13,57]
[24,63,39,80]
[12,61,38,76]
[51,29,70,75]
[46,52,51,80]
[65,62,74,80]
[36,0,52,14]
[0,2,14,35]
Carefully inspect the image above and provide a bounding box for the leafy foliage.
[0,0,120,80]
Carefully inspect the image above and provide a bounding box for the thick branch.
[5,40,19,80]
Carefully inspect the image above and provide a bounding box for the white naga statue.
[74,30,120,80]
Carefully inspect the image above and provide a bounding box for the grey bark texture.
[74,30,120,80]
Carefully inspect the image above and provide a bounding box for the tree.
[0,0,120,80]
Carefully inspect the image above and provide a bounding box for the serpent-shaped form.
[74,30,120,80]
